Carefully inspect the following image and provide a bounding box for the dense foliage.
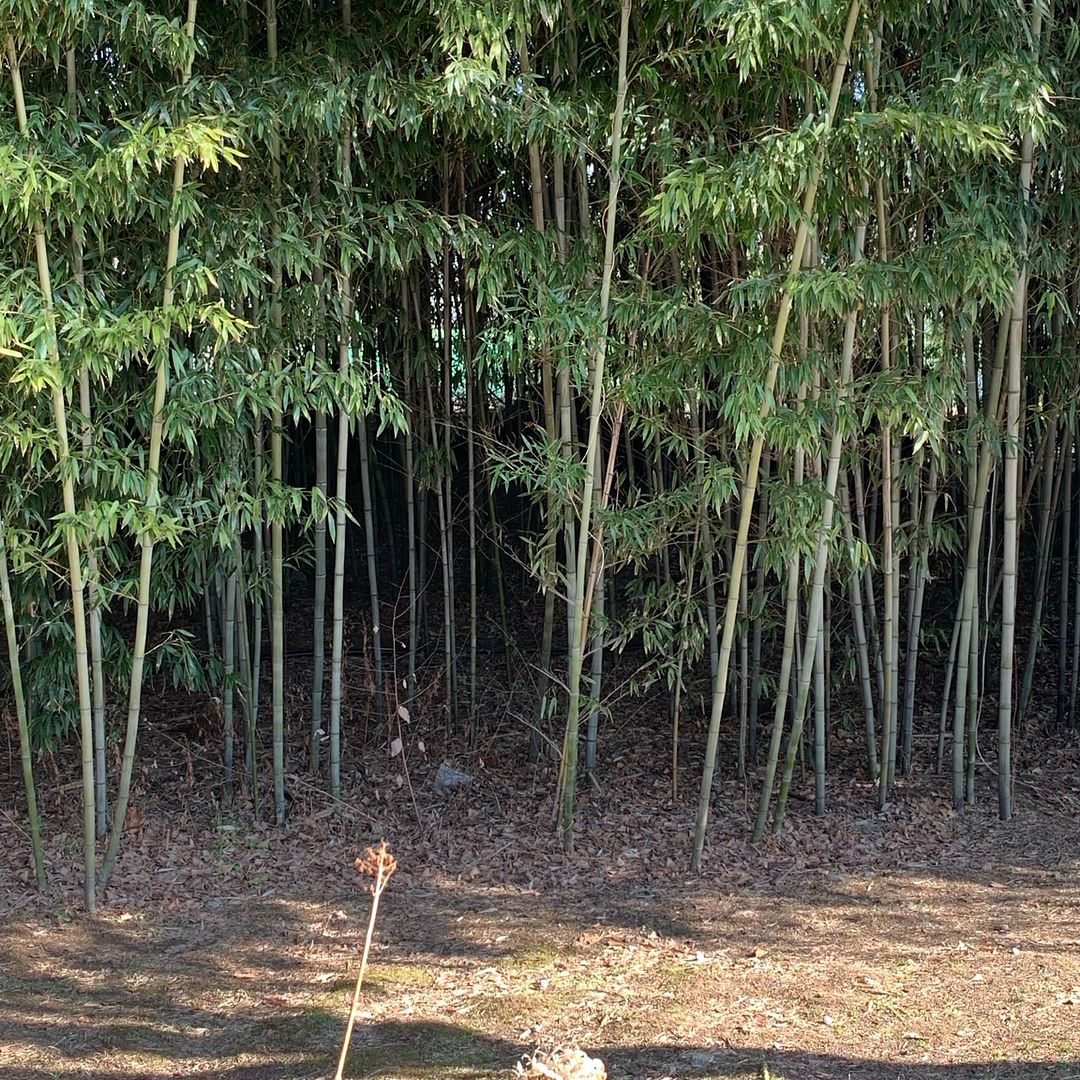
[1,0,1075,908]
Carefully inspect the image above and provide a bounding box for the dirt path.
[4,712,1080,1079]
[3,799,1079,1080]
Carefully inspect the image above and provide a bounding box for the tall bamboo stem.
[692,0,860,870]
[558,0,631,850]
[998,1,1042,819]
[7,29,97,908]
[99,0,200,889]
[0,525,45,888]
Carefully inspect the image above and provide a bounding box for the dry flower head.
[354,839,397,893]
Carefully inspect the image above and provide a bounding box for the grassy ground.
[3,812,1079,1080]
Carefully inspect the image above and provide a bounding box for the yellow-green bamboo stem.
[520,29,562,752]
[7,32,96,910]
[769,204,866,834]
[329,2,353,794]
[752,547,800,842]
[691,0,861,871]
[440,165,458,727]
[235,546,259,812]
[558,0,631,851]
[999,2,1042,819]
[0,526,45,889]
[223,570,238,802]
[311,217,329,773]
[100,0,198,890]
[1057,427,1073,726]
[266,0,286,826]
[66,47,108,841]
[328,288,352,800]
[951,313,1007,807]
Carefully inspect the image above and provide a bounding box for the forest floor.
[2,669,1080,1080]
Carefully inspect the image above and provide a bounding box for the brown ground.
[2,691,1080,1080]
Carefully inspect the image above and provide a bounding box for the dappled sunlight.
[3,830,1080,1079]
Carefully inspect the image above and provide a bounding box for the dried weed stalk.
[333,840,397,1080]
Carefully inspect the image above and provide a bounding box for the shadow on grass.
[3,871,1080,1080]
[0,1017,1074,1079]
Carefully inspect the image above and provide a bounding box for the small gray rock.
[434,762,472,795]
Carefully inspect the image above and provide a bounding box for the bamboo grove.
[2,0,1077,908]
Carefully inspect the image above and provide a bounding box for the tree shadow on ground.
[3,754,1080,1080]
[347,1021,1076,1079]
[4,853,1080,1080]
[0,1017,1074,1079]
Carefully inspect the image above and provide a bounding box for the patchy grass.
[346,1019,509,1077]
[4,846,1080,1080]
[3,710,1080,1079]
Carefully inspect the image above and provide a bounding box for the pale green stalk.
[99,0,199,890]
[7,32,96,909]
[266,0,286,826]
[558,0,631,850]
[0,526,45,889]
[66,47,108,841]
[692,0,861,870]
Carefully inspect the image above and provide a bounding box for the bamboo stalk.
[402,285,418,704]
[0,525,46,889]
[558,0,631,850]
[520,28,562,760]
[747,451,770,765]
[753,541,800,842]
[692,0,861,870]
[266,0,286,827]
[99,0,200,890]
[328,291,352,799]
[356,409,383,718]
[328,0,355,797]
[223,571,237,803]
[998,1,1042,819]
[770,203,865,833]
[235,547,259,814]
[311,209,329,773]
[841,479,878,779]
[8,32,97,909]
[1057,428,1073,726]
[440,164,459,728]
[952,312,1007,809]
[66,47,108,843]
